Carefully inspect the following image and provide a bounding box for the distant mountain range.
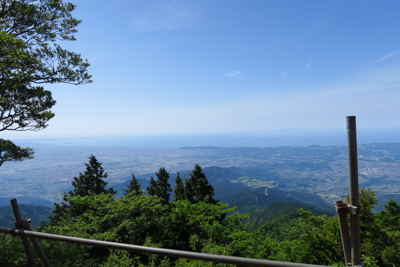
[0,196,53,208]
[0,204,52,229]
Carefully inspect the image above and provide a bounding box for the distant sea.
[11,129,400,148]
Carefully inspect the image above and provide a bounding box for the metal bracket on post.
[347,205,361,215]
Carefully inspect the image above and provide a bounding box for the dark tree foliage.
[68,155,116,197]
[378,199,400,232]
[0,138,33,166]
[185,164,217,204]
[147,177,157,195]
[345,187,400,267]
[146,167,172,205]
[0,0,91,166]
[123,173,141,196]
[50,155,115,225]
[173,172,185,201]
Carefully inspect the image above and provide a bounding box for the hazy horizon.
[9,128,400,148]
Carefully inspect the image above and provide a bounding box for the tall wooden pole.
[346,116,361,266]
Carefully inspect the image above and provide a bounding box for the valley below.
[1,142,400,206]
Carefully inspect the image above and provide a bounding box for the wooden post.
[11,199,51,266]
[335,200,351,265]
[346,116,361,266]
[11,199,37,267]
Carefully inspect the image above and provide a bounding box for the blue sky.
[5,0,400,139]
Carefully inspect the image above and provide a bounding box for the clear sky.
[5,0,400,139]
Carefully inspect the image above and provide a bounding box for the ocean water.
[10,129,400,148]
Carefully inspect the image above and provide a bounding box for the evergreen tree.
[185,164,217,204]
[146,167,172,205]
[377,199,400,266]
[68,155,116,197]
[50,155,115,225]
[378,199,400,232]
[147,176,157,196]
[123,173,142,196]
[173,172,185,201]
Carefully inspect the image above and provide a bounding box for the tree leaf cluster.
[147,167,172,205]
[123,173,142,196]
[184,164,217,205]
[0,0,91,166]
